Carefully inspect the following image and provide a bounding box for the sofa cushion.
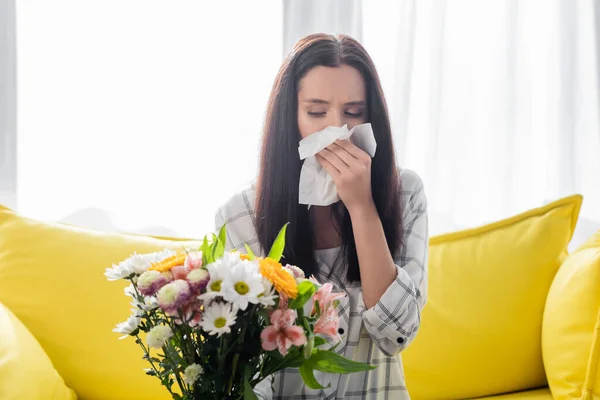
[543,229,600,400]
[403,195,582,399]
[0,301,76,400]
[473,387,553,399]
[0,205,200,400]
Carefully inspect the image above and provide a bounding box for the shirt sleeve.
[358,170,429,356]
[214,206,235,251]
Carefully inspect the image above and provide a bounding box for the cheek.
[346,115,368,130]
[297,111,320,139]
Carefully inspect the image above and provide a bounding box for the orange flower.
[259,257,298,299]
[149,253,187,273]
[229,250,251,261]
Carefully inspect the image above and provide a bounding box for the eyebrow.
[302,99,366,106]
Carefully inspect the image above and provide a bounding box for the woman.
[214,33,428,399]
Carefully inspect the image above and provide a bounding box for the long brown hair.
[255,33,402,283]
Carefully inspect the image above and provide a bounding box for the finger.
[334,139,371,162]
[315,153,341,179]
[326,142,358,167]
[319,148,350,173]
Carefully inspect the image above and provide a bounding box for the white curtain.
[362,0,600,235]
[0,0,17,210]
[283,0,362,55]
[16,1,282,238]
[12,0,600,242]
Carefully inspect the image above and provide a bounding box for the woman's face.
[297,65,367,139]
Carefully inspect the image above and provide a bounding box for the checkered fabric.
[214,169,429,400]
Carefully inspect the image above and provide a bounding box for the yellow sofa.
[0,195,599,400]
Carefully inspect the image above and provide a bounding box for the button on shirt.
[213,168,429,400]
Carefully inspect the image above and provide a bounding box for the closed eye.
[345,110,364,118]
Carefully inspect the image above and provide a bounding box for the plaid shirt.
[214,169,429,400]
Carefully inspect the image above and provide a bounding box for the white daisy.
[258,278,277,307]
[198,255,234,302]
[147,325,174,349]
[199,302,237,337]
[183,363,204,385]
[222,261,263,311]
[104,249,175,281]
[113,315,141,339]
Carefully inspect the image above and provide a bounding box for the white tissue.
[298,123,377,206]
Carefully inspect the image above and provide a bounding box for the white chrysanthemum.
[199,302,237,337]
[183,363,204,385]
[222,261,263,311]
[113,315,141,339]
[104,261,134,281]
[105,249,176,281]
[138,270,170,296]
[147,325,173,349]
[124,284,159,312]
[198,254,235,302]
[187,268,210,292]
[124,283,137,298]
[156,280,191,312]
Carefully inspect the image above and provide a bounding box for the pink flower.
[170,252,203,280]
[312,282,346,315]
[184,251,203,270]
[314,307,340,341]
[260,309,307,356]
[174,302,203,327]
[283,264,305,279]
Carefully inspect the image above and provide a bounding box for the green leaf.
[244,375,259,400]
[307,349,377,374]
[201,235,211,264]
[313,300,322,318]
[218,223,227,252]
[299,364,329,390]
[313,336,327,347]
[267,223,289,262]
[211,233,220,261]
[288,280,317,310]
[244,243,256,261]
[287,352,306,368]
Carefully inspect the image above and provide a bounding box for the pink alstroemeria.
[311,282,345,341]
[260,309,307,356]
[170,252,203,280]
[314,307,340,341]
[184,251,203,270]
[312,282,346,315]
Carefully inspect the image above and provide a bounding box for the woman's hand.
[315,139,375,214]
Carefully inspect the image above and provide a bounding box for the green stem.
[164,341,187,396]
[136,335,175,396]
[226,353,240,394]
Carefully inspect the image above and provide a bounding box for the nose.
[327,111,344,128]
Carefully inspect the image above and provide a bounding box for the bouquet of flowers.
[105,224,375,399]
